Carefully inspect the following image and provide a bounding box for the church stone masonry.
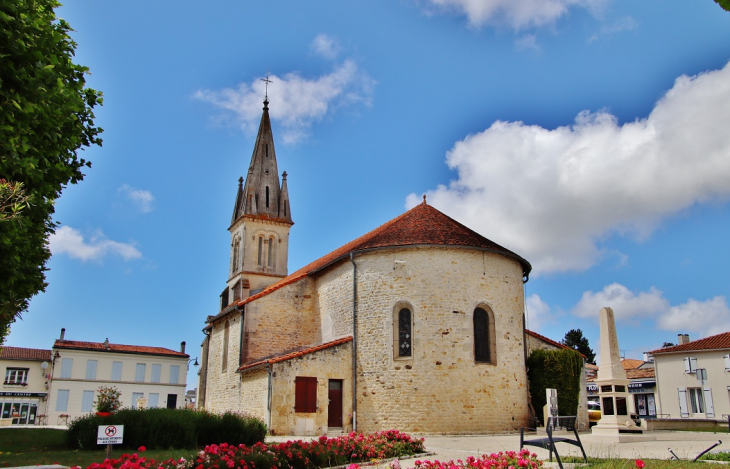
[199,98,548,435]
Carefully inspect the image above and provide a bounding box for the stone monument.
[591,307,642,440]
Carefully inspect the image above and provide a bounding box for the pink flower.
[635,460,645,468]
[138,446,147,452]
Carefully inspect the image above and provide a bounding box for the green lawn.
[0,429,192,468]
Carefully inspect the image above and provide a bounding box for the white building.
[649,332,730,420]
[47,329,190,424]
[0,346,51,425]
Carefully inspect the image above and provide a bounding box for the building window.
[149,393,159,408]
[222,320,230,372]
[684,357,698,373]
[81,390,95,412]
[688,387,705,414]
[111,361,123,381]
[257,237,263,266]
[135,363,146,382]
[85,360,97,380]
[60,358,73,379]
[151,364,161,383]
[268,236,275,268]
[266,186,270,208]
[56,389,69,412]
[169,365,180,384]
[131,392,143,409]
[232,238,240,273]
[474,306,496,364]
[392,302,414,359]
[4,368,28,385]
[295,376,317,413]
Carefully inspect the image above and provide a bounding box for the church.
[197,97,552,435]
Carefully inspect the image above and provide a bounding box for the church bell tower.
[223,98,293,308]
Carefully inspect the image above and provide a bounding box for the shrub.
[526,348,583,425]
[66,408,266,450]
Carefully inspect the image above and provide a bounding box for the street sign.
[97,425,124,445]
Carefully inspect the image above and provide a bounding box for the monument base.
[591,424,653,443]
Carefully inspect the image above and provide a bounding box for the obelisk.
[591,307,641,439]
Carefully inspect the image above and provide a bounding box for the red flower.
[138,446,146,452]
[635,460,645,468]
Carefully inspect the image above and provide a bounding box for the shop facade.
[0,346,52,426]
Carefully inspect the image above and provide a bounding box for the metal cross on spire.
[261,73,273,100]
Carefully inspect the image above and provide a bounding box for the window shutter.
[724,354,730,371]
[135,363,146,382]
[81,390,95,412]
[149,393,159,408]
[703,388,715,418]
[684,357,691,373]
[56,389,70,412]
[60,358,73,379]
[690,357,698,372]
[111,362,123,381]
[678,388,689,417]
[151,364,161,383]
[85,360,97,380]
[295,377,317,413]
[169,365,180,384]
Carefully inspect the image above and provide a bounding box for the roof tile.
[649,331,730,354]
[0,346,51,361]
[238,336,353,373]
[54,340,188,358]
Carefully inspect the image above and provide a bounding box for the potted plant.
[94,385,121,416]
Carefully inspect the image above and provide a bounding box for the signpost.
[98,425,124,459]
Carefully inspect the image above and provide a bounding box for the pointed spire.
[231,177,244,224]
[231,98,292,225]
[279,171,292,222]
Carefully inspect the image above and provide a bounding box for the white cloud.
[515,34,541,52]
[588,16,639,43]
[658,296,730,337]
[194,60,374,143]
[525,293,552,332]
[49,226,142,262]
[311,34,342,60]
[419,0,606,30]
[408,61,730,273]
[119,184,154,213]
[572,283,669,320]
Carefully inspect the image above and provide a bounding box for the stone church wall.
[204,312,245,413]
[240,369,268,423]
[347,246,530,433]
[242,278,320,363]
[269,341,353,435]
[315,260,355,343]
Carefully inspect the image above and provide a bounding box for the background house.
[47,329,190,424]
[649,332,730,420]
[0,346,51,425]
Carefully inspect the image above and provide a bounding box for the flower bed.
[408,450,542,469]
[85,430,425,469]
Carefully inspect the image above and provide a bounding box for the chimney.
[181,341,186,354]
[104,338,109,349]
[678,334,690,345]
[60,328,65,340]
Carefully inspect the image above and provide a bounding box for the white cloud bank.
[570,283,730,338]
[408,61,730,274]
[311,34,342,60]
[119,184,154,213]
[419,0,606,30]
[195,39,374,143]
[49,226,142,262]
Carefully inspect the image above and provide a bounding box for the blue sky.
[7,0,730,388]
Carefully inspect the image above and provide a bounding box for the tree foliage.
[662,341,676,348]
[562,328,596,364]
[0,0,103,343]
[527,349,584,425]
[715,0,730,12]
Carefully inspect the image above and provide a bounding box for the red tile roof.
[649,331,730,354]
[237,336,353,373]
[526,329,577,351]
[233,203,531,312]
[626,368,655,380]
[54,340,189,358]
[622,358,644,370]
[0,346,51,361]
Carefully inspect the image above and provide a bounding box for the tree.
[0,0,103,343]
[715,0,730,12]
[562,328,596,364]
[662,342,675,348]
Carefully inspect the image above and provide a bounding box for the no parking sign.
[97,425,124,444]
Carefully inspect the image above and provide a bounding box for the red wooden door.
[328,379,343,428]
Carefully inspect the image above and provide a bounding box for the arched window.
[393,303,414,359]
[474,306,496,364]
[222,320,230,372]
[232,238,240,273]
[257,236,263,266]
[267,236,275,268]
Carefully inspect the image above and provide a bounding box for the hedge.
[526,348,583,425]
[66,408,266,450]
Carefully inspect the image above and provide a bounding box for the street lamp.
[187,357,199,370]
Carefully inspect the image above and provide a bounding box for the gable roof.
[230,202,531,313]
[0,346,51,361]
[238,336,353,373]
[54,340,189,358]
[622,358,644,370]
[526,329,575,352]
[649,331,730,354]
